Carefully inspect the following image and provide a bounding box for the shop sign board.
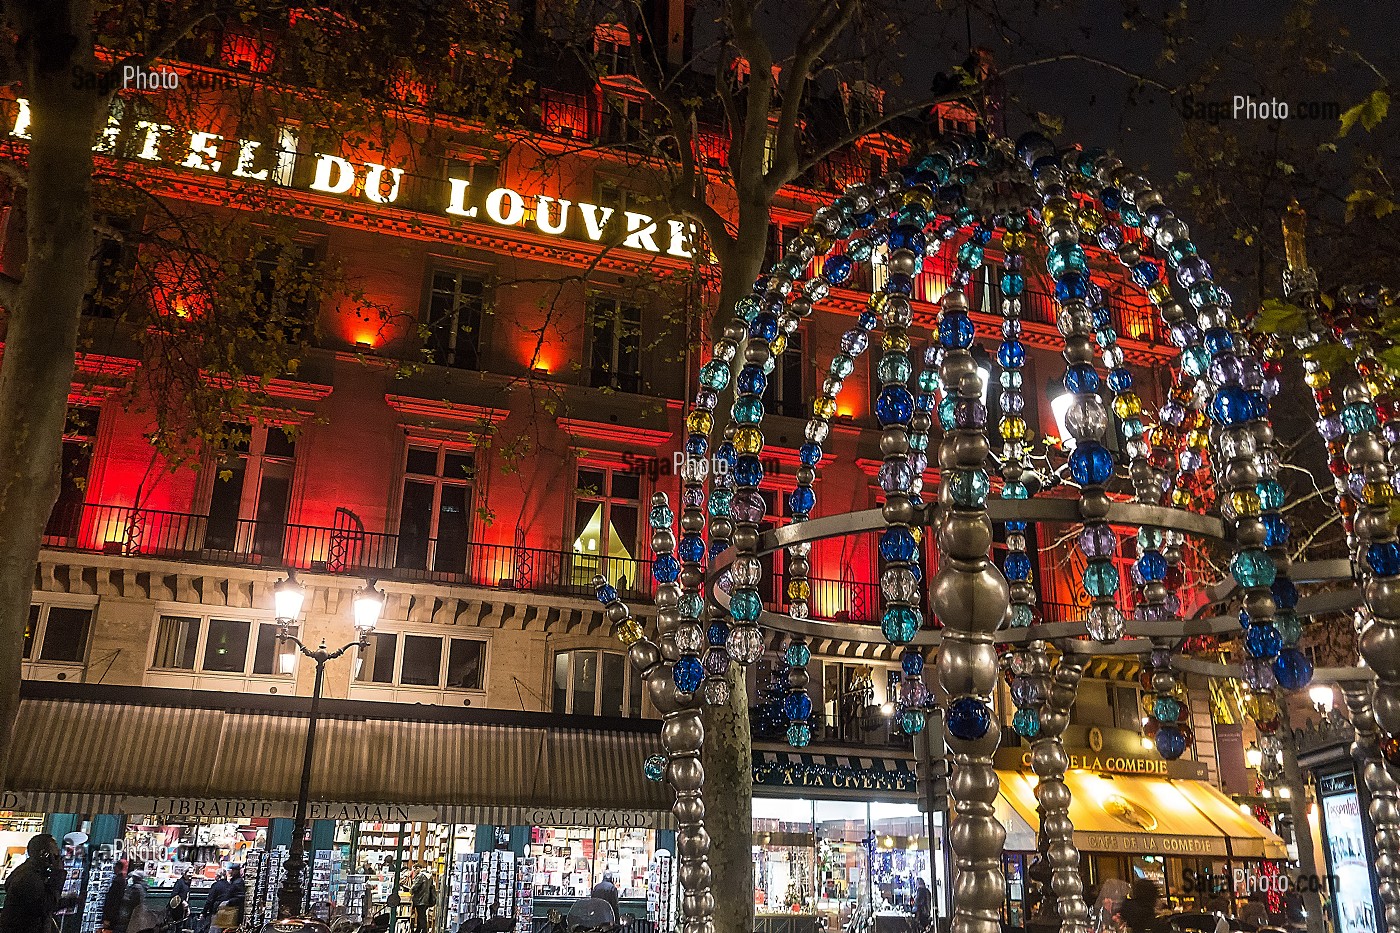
[1,791,31,811]
[518,809,657,829]
[1318,770,1379,933]
[751,759,917,793]
[1075,831,1227,857]
[996,747,1209,781]
[119,797,438,822]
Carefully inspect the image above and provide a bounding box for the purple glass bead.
[1179,449,1203,472]
[953,398,987,429]
[1348,472,1367,498]
[1078,524,1117,559]
[1150,648,1172,669]
[879,461,915,492]
[1385,424,1400,445]
[732,490,767,523]
[1241,657,1278,691]
[840,330,869,356]
[1175,255,1213,287]
[1164,593,1181,615]
[703,646,731,676]
[1207,354,1244,386]
[683,486,706,508]
[1319,414,1345,441]
[908,451,928,474]
[1161,403,1186,427]
[1238,358,1264,389]
[1004,253,1025,272]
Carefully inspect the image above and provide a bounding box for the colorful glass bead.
[946,696,993,741]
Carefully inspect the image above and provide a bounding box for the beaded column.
[1031,655,1088,933]
[931,280,1009,933]
[1342,682,1400,933]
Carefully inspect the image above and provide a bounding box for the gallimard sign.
[6,98,696,259]
[119,797,437,821]
[519,809,657,829]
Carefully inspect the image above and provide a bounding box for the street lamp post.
[272,574,385,921]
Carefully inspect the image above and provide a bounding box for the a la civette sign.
[6,98,697,259]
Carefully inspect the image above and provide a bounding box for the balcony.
[42,502,879,622]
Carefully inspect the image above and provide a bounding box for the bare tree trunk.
[703,663,753,933]
[0,0,100,786]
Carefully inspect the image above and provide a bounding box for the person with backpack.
[409,865,436,933]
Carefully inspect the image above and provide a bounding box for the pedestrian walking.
[206,867,244,933]
[1120,880,1165,933]
[101,861,129,933]
[409,865,436,933]
[0,834,76,933]
[120,861,164,933]
[588,872,619,923]
[913,878,932,932]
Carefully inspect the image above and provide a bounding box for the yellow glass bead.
[614,618,645,645]
[1147,282,1173,305]
[1229,491,1262,516]
[770,333,787,356]
[1076,207,1103,233]
[869,293,889,313]
[1262,345,1284,362]
[734,426,764,454]
[811,234,832,254]
[1183,411,1206,431]
[1304,370,1330,389]
[1001,231,1027,250]
[1112,393,1143,419]
[1041,197,1073,227]
[787,580,810,600]
[686,411,713,435]
[882,332,910,353]
[999,416,1028,441]
[813,397,837,420]
[911,526,923,545]
[1187,429,1210,450]
[1247,693,1280,723]
[1368,378,1390,397]
[1170,488,1193,508]
[1365,482,1396,506]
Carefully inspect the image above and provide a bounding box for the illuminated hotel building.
[0,8,1286,932]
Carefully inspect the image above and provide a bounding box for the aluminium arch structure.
[589,134,1397,933]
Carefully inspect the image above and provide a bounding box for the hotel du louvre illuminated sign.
[5,98,697,259]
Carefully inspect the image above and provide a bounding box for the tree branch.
[1000,53,1176,94]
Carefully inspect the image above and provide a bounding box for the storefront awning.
[996,769,1287,860]
[753,749,918,800]
[5,689,672,822]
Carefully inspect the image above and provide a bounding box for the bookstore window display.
[0,812,45,882]
[324,822,479,923]
[527,825,657,919]
[122,815,266,886]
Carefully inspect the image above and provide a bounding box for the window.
[23,605,93,664]
[252,242,318,341]
[586,297,642,393]
[396,443,475,575]
[571,466,641,593]
[426,269,486,370]
[551,649,644,717]
[773,329,805,418]
[205,423,296,558]
[445,158,499,200]
[151,614,291,676]
[86,216,135,318]
[1112,684,1142,731]
[593,24,634,78]
[45,407,100,540]
[600,95,645,144]
[355,632,486,691]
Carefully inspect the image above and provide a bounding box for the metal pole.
[279,650,326,918]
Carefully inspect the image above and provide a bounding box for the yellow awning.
[995,769,1286,860]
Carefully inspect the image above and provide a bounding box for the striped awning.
[752,748,918,800]
[6,694,671,821]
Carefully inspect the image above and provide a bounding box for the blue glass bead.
[707,622,729,646]
[880,527,918,562]
[888,224,926,254]
[784,693,813,721]
[679,535,706,563]
[1012,708,1041,739]
[596,584,618,605]
[997,341,1025,368]
[1069,441,1115,485]
[1272,576,1299,610]
[715,442,737,467]
[787,723,812,747]
[1256,479,1286,511]
[685,435,708,457]
[1135,549,1168,582]
[881,606,921,644]
[1055,273,1089,302]
[858,309,879,331]
[1209,386,1253,426]
[876,386,915,426]
[734,456,764,487]
[788,486,816,515]
[700,360,732,392]
[732,398,764,423]
[824,255,853,284]
[1368,541,1400,576]
[1155,725,1187,761]
[1341,401,1380,433]
[899,709,927,735]
[673,656,704,693]
[1230,549,1276,587]
[1063,363,1101,394]
[1006,521,1027,533]
[750,313,779,341]
[786,643,811,667]
[1091,308,1112,329]
[1084,560,1120,597]
[1047,244,1088,277]
[1003,552,1032,582]
[885,273,914,296]
[1246,390,1269,420]
[1272,647,1314,690]
[1130,261,1160,288]
[1261,515,1290,547]
[1152,696,1182,723]
[730,589,762,622]
[946,696,993,741]
[972,225,993,245]
[1101,187,1122,210]
[1000,273,1026,297]
[709,541,727,558]
[938,312,975,349]
[799,442,823,466]
[1245,622,1282,659]
[937,396,957,430]
[644,755,666,782]
[901,649,924,677]
[737,365,767,395]
[652,555,680,583]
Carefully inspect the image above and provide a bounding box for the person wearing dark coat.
[0,834,74,933]
[589,873,619,922]
[913,878,932,931]
[204,868,243,933]
[101,861,129,933]
[1120,879,1164,933]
